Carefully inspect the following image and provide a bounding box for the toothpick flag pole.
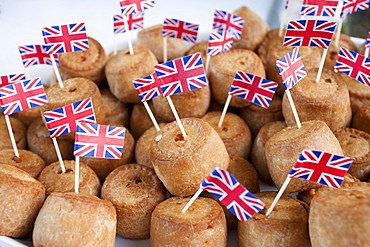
[182,187,203,213]
[163,37,168,63]
[4,115,19,157]
[265,176,291,216]
[285,89,302,129]
[51,137,66,173]
[123,15,134,55]
[315,48,329,82]
[166,96,187,137]
[218,95,232,127]
[50,54,64,88]
[143,101,160,132]
[334,0,344,47]
[74,155,80,193]
[365,31,370,58]
[279,0,291,37]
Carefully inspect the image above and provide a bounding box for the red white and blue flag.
[283,19,337,49]
[43,97,96,138]
[334,46,370,87]
[229,72,278,109]
[119,0,155,15]
[114,12,144,34]
[300,0,339,17]
[42,23,89,54]
[366,30,370,48]
[276,47,307,90]
[162,18,199,44]
[289,149,353,188]
[0,77,48,115]
[201,167,265,222]
[18,44,59,67]
[207,29,234,56]
[213,9,244,40]
[74,122,126,159]
[285,0,292,9]
[133,72,162,102]
[154,52,207,96]
[341,0,370,18]
[0,73,26,88]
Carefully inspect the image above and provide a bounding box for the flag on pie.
[0,73,26,87]
[74,122,126,159]
[18,44,59,67]
[0,77,48,115]
[300,0,339,17]
[276,47,307,90]
[283,19,337,49]
[201,167,265,222]
[334,46,370,87]
[288,149,353,188]
[133,72,162,102]
[341,0,370,18]
[207,29,234,56]
[162,18,199,44]
[113,12,144,34]
[42,23,89,54]
[154,52,206,96]
[43,97,96,138]
[213,9,244,40]
[119,0,155,15]
[229,71,278,109]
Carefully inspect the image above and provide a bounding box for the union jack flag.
[0,73,26,88]
[288,149,353,188]
[133,72,162,102]
[201,167,265,222]
[154,52,207,97]
[213,9,244,40]
[42,23,89,54]
[18,44,59,67]
[114,12,144,34]
[276,47,307,90]
[229,72,278,109]
[283,19,337,49]
[300,0,339,17]
[119,0,155,15]
[162,18,199,44]
[334,46,370,87]
[341,0,370,18]
[366,30,370,48]
[43,97,96,138]
[0,77,48,115]
[207,29,234,56]
[74,122,126,159]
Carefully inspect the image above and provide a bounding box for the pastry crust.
[251,121,287,184]
[58,37,107,85]
[135,123,167,168]
[265,120,343,194]
[27,117,74,165]
[232,6,269,50]
[0,163,45,238]
[334,128,370,181]
[150,197,227,247]
[238,191,310,247]
[240,95,284,138]
[209,49,265,107]
[201,111,252,159]
[105,45,158,103]
[352,103,370,134]
[102,164,167,239]
[80,128,135,182]
[152,87,211,122]
[38,160,101,197]
[186,41,209,67]
[0,149,45,178]
[0,115,27,151]
[41,77,106,140]
[150,118,229,196]
[101,87,131,128]
[129,102,159,140]
[256,28,285,67]
[33,192,116,247]
[137,24,187,63]
[282,67,352,131]
[309,186,370,246]
[342,73,370,115]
